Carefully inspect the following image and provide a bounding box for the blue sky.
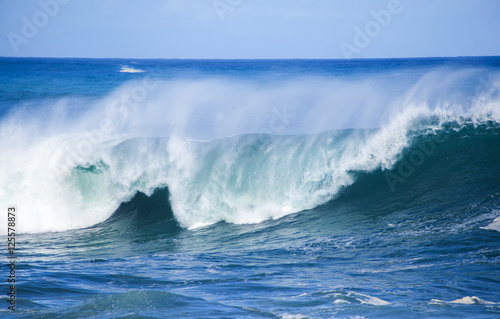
[0,0,499,59]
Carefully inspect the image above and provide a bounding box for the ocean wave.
[1,117,498,234]
[0,72,499,234]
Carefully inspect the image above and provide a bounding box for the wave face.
[0,58,499,234]
[1,111,499,234]
[92,119,500,233]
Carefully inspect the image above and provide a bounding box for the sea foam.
[119,65,145,73]
[481,215,500,232]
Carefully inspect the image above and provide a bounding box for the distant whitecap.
[119,65,145,73]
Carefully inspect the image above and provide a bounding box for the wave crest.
[1,71,499,233]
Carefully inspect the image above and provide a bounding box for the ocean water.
[0,57,499,318]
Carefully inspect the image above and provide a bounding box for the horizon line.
[1,55,499,61]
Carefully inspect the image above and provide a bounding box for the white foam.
[0,134,120,233]
[430,296,495,305]
[450,296,495,305]
[481,216,500,232]
[329,291,390,306]
[354,293,391,306]
[119,65,145,73]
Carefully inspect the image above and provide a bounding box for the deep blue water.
[0,57,500,318]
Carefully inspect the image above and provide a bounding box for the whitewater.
[1,62,499,234]
[0,57,499,318]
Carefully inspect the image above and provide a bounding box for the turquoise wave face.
[79,122,499,235]
[1,102,500,234]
